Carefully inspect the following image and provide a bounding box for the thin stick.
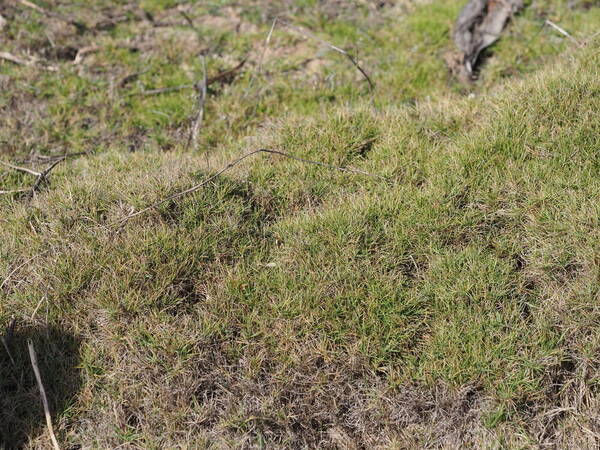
[30,157,66,195]
[1,337,15,365]
[0,160,41,176]
[279,20,374,91]
[0,51,30,66]
[28,340,61,450]
[139,84,193,96]
[115,148,385,224]
[117,69,150,89]
[39,157,66,178]
[205,59,246,85]
[187,55,208,150]
[258,19,277,67]
[178,9,198,32]
[0,188,32,195]
[31,295,47,320]
[73,45,102,65]
[18,0,87,33]
[243,19,277,99]
[581,29,600,47]
[545,20,581,47]
[0,51,58,72]
[260,148,383,178]
[1,318,16,366]
[138,60,246,96]
[22,151,89,164]
[257,19,277,77]
[18,0,49,15]
[1,157,64,197]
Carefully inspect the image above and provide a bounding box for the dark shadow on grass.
[471,47,495,79]
[0,324,81,449]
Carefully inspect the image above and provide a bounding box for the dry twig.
[18,0,87,33]
[117,69,150,89]
[0,160,41,176]
[259,19,278,75]
[0,187,32,194]
[545,20,582,46]
[115,148,385,225]
[0,51,57,72]
[73,44,139,65]
[1,318,16,365]
[0,51,29,66]
[140,84,193,96]
[30,158,66,195]
[138,60,246,96]
[242,19,277,100]
[28,340,61,450]
[73,45,102,65]
[279,19,374,91]
[21,151,89,164]
[31,296,47,321]
[584,30,600,44]
[187,55,208,150]
[0,157,65,197]
[178,8,198,32]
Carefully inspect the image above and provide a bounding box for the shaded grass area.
[0,325,81,448]
[1,0,600,448]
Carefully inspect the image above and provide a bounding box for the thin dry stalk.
[140,84,193,96]
[0,336,15,364]
[0,160,41,176]
[139,60,246,96]
[18,0,49,15]
[259,19,278,74]
[18,0,87,33]
[30,157,66,195]
[31,295,47,320]
[0,51,29,66]
[115,148,385,225]
[279,20,374,91]
[144,84,193,95]
[545,20,581,47]
[117,69,150,89]
[73,45,102,64]
[0,157,65,197]
[21,151,89,164]
[584,30,600,44]
[178,9,198,32]
[1,318,16,365]
[0,188,31,194]
[187,55,208,150]
[0,51,58,71]
[28,340,61,450]
[242,18,277,100]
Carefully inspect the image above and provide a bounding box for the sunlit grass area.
[1,0,599,447]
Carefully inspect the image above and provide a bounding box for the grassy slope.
[1,0,600,448]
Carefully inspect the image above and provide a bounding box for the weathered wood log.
[451,0,523,80]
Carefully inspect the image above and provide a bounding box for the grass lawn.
[1,0,600,447]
